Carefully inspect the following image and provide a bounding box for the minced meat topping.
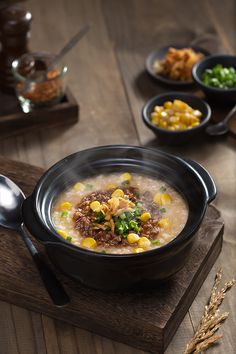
[73,187,161,247]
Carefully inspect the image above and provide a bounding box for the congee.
[52,172,188,254]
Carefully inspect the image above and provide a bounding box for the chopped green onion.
[86,184,94,190]
[134,206,141,217]
[202,64,236,89]
[66,236,72,242]
[160,186,167,192]
[160,208,166,213]
[121,180,129,187]
[95,211,105,223]
[115,219,129,236]
[152,239,161,245]
[61,211,68,218]
[123,211,132,221]
[128,220,140,232]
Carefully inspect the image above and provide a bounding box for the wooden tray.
[0,157,224,354]
[0,88,79,138]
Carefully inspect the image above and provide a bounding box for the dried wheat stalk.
[183,269,235,354]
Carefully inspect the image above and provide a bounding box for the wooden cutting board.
[0,88,79,139]
[0,157,224,354]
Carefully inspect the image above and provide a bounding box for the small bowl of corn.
[142,92,211,145]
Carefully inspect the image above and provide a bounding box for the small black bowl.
[22,145,216,291]
[142,92,211,145]
[192,54,236,102]
[146,45,210,87]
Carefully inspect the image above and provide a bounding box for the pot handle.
[183,158,217,203]
[22,196,53,243]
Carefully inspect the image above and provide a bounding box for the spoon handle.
[225,103,236,124]
[20,225,70,307]
[49,24,90,69]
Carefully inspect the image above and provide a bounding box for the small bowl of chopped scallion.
[192,55,236,102]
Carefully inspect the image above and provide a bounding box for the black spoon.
[206,104,236,136]
[0,175,70,307]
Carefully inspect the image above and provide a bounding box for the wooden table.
[0,0,235,353]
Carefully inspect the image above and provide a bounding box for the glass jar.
[12,52,68,113]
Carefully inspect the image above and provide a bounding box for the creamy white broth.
[52,173,188,254]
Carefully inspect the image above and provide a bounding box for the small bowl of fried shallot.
[146,45,210,87]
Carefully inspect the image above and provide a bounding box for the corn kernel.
[161,111,168,118]
[193,109,202,117]
[153,193,172,205]
[154,105,162,113]
[159,120,167,128]
[127,233,140,244]
[158,218,170,228]
[120,172,132,183]
[140,212,151,222]
[151,112,158,119]
[151,116,159,125]
[170,116,180,124]
[57,229,67,238]
[90,201,101,212]
[138,236,151,249]
[134,247,144,253]
[60,202,72,211]
[173,99,188,110]
[74,182,85,191]
[164,101,172,109]
[112,189,124,198]
[81,237,97,249]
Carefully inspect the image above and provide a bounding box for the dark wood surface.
[0,0,235,353]
[0,88,78,138]
[0,156,223,354]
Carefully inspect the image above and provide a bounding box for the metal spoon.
[47,23,90,72]
[0,175,70,307]
[206,104,236,136]
[20,24,90,81]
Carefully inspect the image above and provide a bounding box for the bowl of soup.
[22,145,216,291]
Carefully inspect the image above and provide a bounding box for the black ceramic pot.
[22,145,216,291]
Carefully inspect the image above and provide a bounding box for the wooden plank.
[206,0,236,54]
[0,302,19,354]
[55,320,78,354]
[30,313,47,354]
[41,316,61,354]
[11,306,37,354]
[0,156,223,353]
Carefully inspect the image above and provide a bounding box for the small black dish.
[192,54,236,102]
[146,45,210,87]
[142,92,211,145]
[22,145,216,291]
